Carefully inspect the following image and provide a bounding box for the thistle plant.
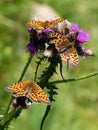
[0,17,97,130]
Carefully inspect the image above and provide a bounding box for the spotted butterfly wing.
[47,18,65,28]
[27,18,64,30]
[27,20,45,30]
[5,81,28,96]
[27,82,50,104]
[48,31,69,51]
[5,80,51,105]
[48,31,79,67]
[60,45,79,66]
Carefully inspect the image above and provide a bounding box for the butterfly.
[5,80,51,105]
[27,18,65,30]
[48,31,79,67]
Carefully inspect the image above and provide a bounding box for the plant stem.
[18,54,33,82]
[40,105,51,130]
[0,54,33,129]
[34,57,44,82]
[5,54,33,115]
[0,107,22,130]
[49,71,98,85]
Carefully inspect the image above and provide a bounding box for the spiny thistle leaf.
[38,57,59,89]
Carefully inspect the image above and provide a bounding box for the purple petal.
[24,102,32,109]
[27,27,33,33]
[82,48,95,57]
[13,97,31,109]
[26,43,38,55]
[13,98,19,108]
[77,30,90,43]
[71,23,79,32]
[43,28,52,35]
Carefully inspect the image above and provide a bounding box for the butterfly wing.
[48,18,64,27]
[60,46,79,67]
[27,20,45,30]
[5,80,50,105]
[27,81,51,105]
[49,31,69,51]
[42,18,64,29]
[5,81,30,97]
[27,18,64,30]
[49,31,79,67]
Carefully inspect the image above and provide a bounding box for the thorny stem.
[40,71,98,130]
[34,57,44,82]
[0,52,97,130]
[0,54,33,129]
[49,71,98,85]
[5,54,33,115]
[40,83,55,130]
[39,59,59,130]
[0,107,22,130]
[18,54,33,82]
[40,105,51,130]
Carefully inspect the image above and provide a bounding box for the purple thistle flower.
[13,97,32,109]
[43,28,52,35]
[13,98,19,108]
[81,48,95,58]
[27,27,33,33]
[26,42,38,55]
[71,23,79,32]
[77,29,90,43]
[75,43,94,58]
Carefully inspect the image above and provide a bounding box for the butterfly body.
[27,18,65,30]
[5,80,50,105]
[48,31,69,51]
[48,31,79,67]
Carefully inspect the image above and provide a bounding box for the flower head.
[81,48,95,58]
[77,30,90,43]
[71,23,79,32]
[43,28,52,35]
[26,26,49,55]
[75,43,94,58]
[26,42,38,55]
[27,27,33,33]
[13,96,32,109]
[26,18,93,65]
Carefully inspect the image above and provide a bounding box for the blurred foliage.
[0,0,98,130]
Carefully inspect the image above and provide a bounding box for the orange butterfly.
[48,31,79,67]
[5,80,51,105]
[27,18,64,30]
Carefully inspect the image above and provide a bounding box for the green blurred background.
[0,0,98,130]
